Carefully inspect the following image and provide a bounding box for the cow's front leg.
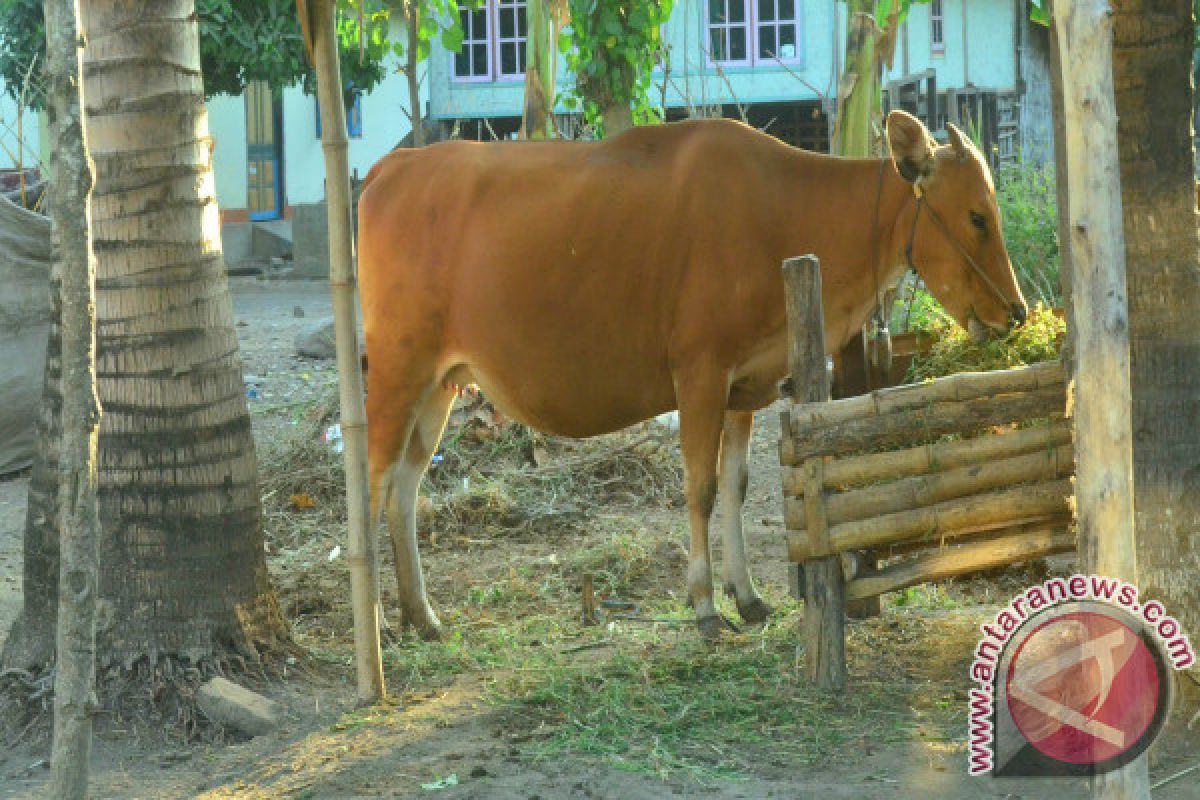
[718,411,772,624]
[674,370,733,639]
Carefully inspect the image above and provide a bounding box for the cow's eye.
[969,211,987,231]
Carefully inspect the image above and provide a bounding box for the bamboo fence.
[780,257,1074,686]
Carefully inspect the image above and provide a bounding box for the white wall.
[282,55,421,206]
[885,0,1017,90]
[207,93,249,211]
[0,92,41,171]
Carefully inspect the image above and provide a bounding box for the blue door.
[246,81,284,221]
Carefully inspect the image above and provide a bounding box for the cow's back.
[357,121,795,435]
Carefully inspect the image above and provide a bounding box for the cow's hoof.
[415,618,443,642]
[402,607,443,641]
[737,596,774,625]
[696,614,739,640]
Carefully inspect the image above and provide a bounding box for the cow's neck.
[782,154,916,352]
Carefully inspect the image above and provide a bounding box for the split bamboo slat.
[783,384,1066,463]
[784,443,1074,533]
[867,514,1074,559]
[789,477,1072,560]
[844,523,1076,601]
[789,360,1064,433]
[781,418,1072,494]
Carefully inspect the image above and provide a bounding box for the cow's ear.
[946,123,973,161]
[886,110,937,184]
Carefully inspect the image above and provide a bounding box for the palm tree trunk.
[4,0,285,672]
[1110,0,1200,724]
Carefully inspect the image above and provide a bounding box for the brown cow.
[358,110,1027,639]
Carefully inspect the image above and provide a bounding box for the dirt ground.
[1,277,1196,799]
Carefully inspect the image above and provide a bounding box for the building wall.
[886,0,1017,91]
[427,0,1018,122]
[208,42,422,219]
[1017,14,1056,164]
[282,58,422,205]
[208,93,249,212]
[0,91,41,172]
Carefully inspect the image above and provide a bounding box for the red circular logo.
[1006,611,1160,766]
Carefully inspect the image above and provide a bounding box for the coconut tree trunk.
[3,0,285,672]
[1110,0,1200,725]
[43,0,101,796]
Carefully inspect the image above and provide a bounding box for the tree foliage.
[559,0,673,135]
[0,0,396,110]
[380,0,472,64]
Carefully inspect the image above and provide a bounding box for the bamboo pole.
[790,478,1073,559]
[845,525,1076,601]
[783,255,845,690]
[1053,1,1146,796]
[783,384,1066,463]
[789,360,1065,433]
[782,420,1073,494]
[307,0,385,704]
[785,444,1074,532]
[45,0,101,796]
[873,515,1074,559]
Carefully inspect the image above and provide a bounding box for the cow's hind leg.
[369,377,454,641]
[718,411,772,624]
[674,370,733,639]
[387,385,454,640]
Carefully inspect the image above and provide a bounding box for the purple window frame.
[707,0,801,67]
[755,0,799,63]
[495,0,528,80]
[451,0,527,84]
[708,0,752,66]
[453,3,492,82]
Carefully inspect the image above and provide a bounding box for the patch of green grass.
[330,705,397,733]
[486,595,911,781]
[569,530,656,598]
[889,583,960,611]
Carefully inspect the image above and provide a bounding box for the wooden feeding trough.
[780,255,1075,689]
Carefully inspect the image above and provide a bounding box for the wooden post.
[45,0,101,796]
[1053,2,1147,797]
[307,0,386,704]
[783,255,846,690]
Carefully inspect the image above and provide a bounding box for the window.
[931,0,945,55]
[496,0,528,78]
[314,93,363,139]
[756,0,797,61]
[455,3,491,80]
[708,0,799,66]
[452,0,527,82]
[709,0,749,65]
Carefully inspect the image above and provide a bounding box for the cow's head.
[886,110,1028,338]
